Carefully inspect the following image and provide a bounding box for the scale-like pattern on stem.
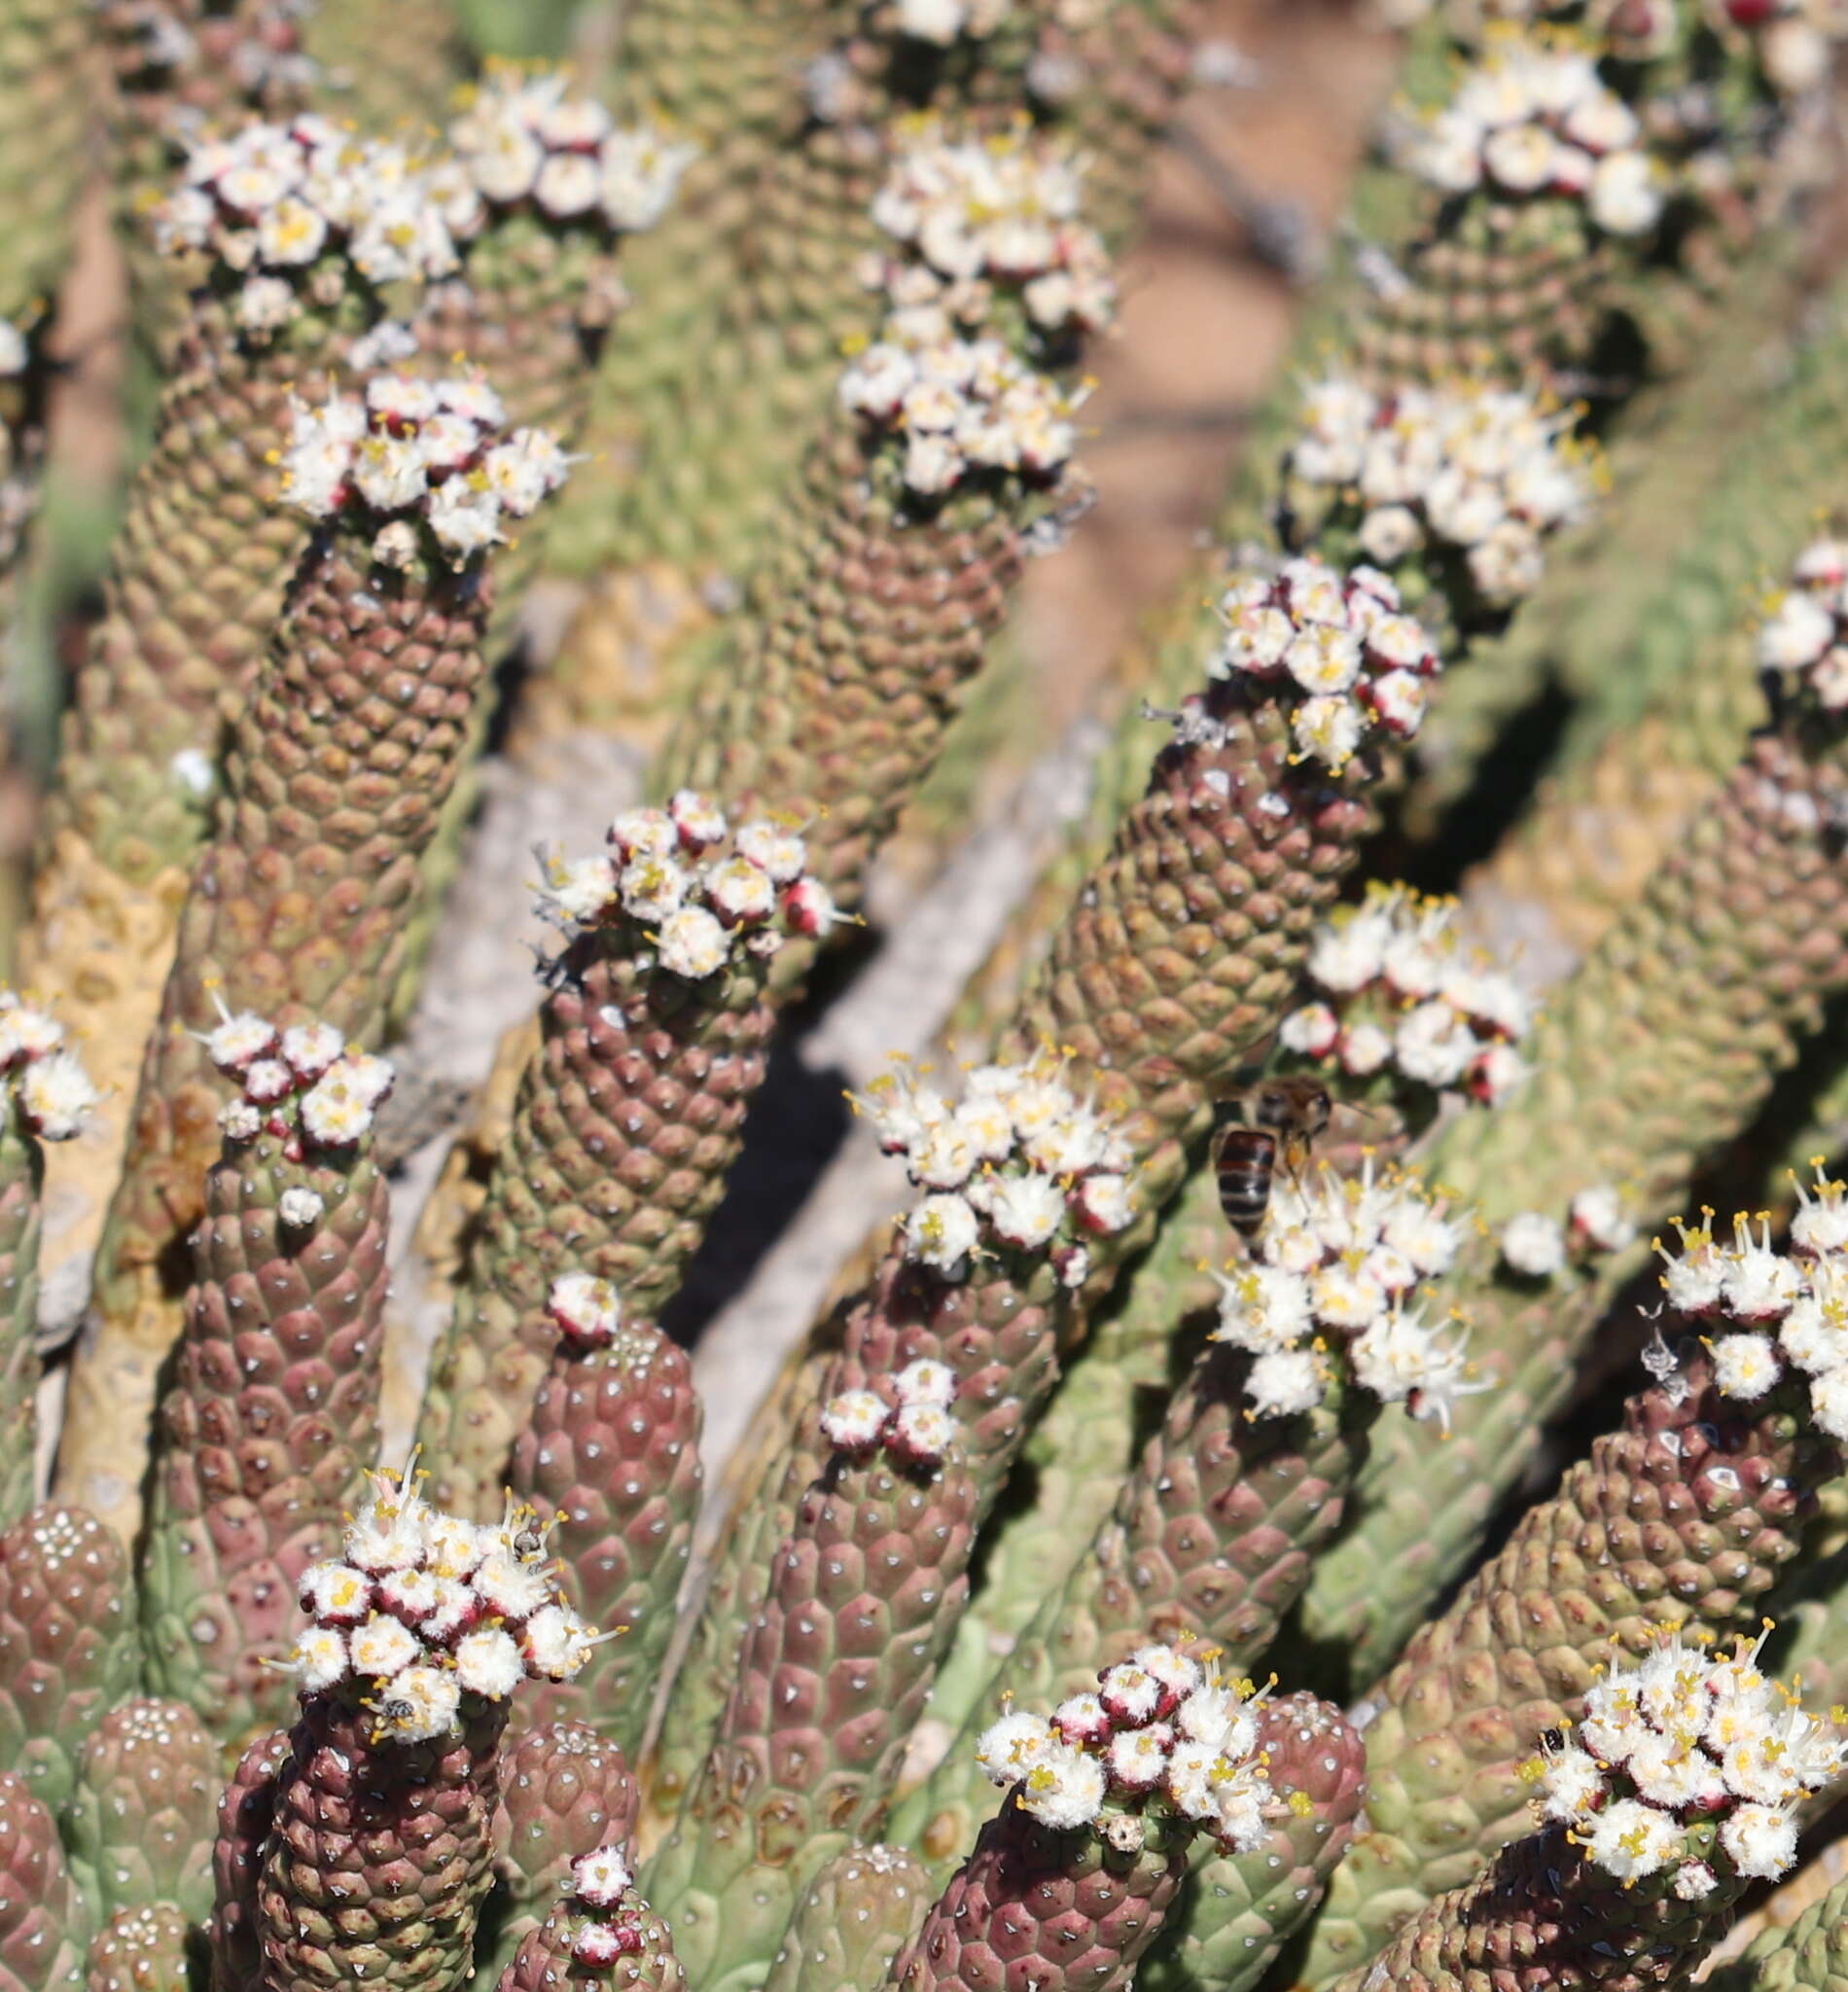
[0,1769,86,1992]
[646,1448,979,1992]
[70,531,491,1545]
[1299,722,1848,1680]
[87,1904,191,1992]
[0,1505,137,1814]
[657,417,1035,947]
[489,1721,642,1975]
[889,1796,1192,1992]
[649,684,1382,1819]
[0,0,93,319]
[762,1843,932,1992]
[258,1696,510,1992]
[138,1046,394,1739]
[898,1348,1370,1874]
[510,1317,703,1748]
[64,1697,220,1924]
[208,1727,290,1992]
[1327,1818,1736,1992]
[1303,1349,1839,1984]
[417,802,810,1521]
[1713,1871,1848,1990]
[1138,1692,1369,1992]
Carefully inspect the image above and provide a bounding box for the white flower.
[1586,1797,1683,1880]
[1358,505,1423,564]
[1569,1185,1635,1254]
[1673,1862,1718,1902]
[18,1052,101,1140]
[1538,1744,1604,1822]
[890,1401,952,1463]
[474,1547,554,1621]
[1018,1744,1107,1830]
[454,1626,527,1697]
[1501,1211,1566,1279]
[571,1848,633,1909]
[1482,121,1558,193]
[1721,1219,1802,1322]
[235,274,298,335]
[207,1009,276,1071]
[820,1388,889,1452]
[1247,1347,1325,1418]
[1395,1000,1479,1088]
[1292,694,1367,770]
[375,1662,461,1742]
[534,152,603,219]
[1309,1263,1388,1331]
[278,1186,325,1228]
[597,129,697,232]
[351,435,428,513]
[289,1626,349,1692]
[982,1171,1068,1251]
[1279,1003,1340,1058]
[734,819,808,884]
[1072,1173,1134,1235]
[464,114,546,204]
[1213,1263,1313,1354]
[427,481,504,561]
[896,1359,956,1409]
[657,906,729,978]
[349,1614,422,1680]
[1790,1166,1848,1257]
[1719,1803,1800,1880]
[521,1603,597,1681]
[538,853,617,925]
[975,1711,1057,1788]
[295,1068,373,1146]
[1587,151,1662,236]
[300,1560,371,1623]
[549,1272,622,1343]
[1810,1366,1848,1441]
[906,1192,980,1274]
[1711,1332,1782,1402]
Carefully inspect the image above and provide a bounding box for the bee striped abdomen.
[1213,1124,1278,1236]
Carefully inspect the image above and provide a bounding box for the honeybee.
[1210,1075,1332,1238]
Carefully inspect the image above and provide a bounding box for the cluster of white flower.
[1212,560,1442,773]
[534,793,836,981]
[1285,376,1594,608]
[1653,1173,1848,1441]
[821,1357,959,1467]
[1532,1629,1846,1888]
[865,124,1115,340]
[0,991,99,1143]
[284,1460,597,1743]
[203,1000,393,1156]
[1756,538,1848,711]
[1404,30,1665,237]
[889,0,1013,42]
[1212,1159,1478,1425]
[558,1848,649,1967]
[975,1641,1273,1846]
[1279,883,1532,1102]
[447,65,695,233]
[151,116,465,338]
[852,1052,1137,1285]
[279,375,570,566]
[1497,1183,1637,1277]
[838,320,1081,496]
